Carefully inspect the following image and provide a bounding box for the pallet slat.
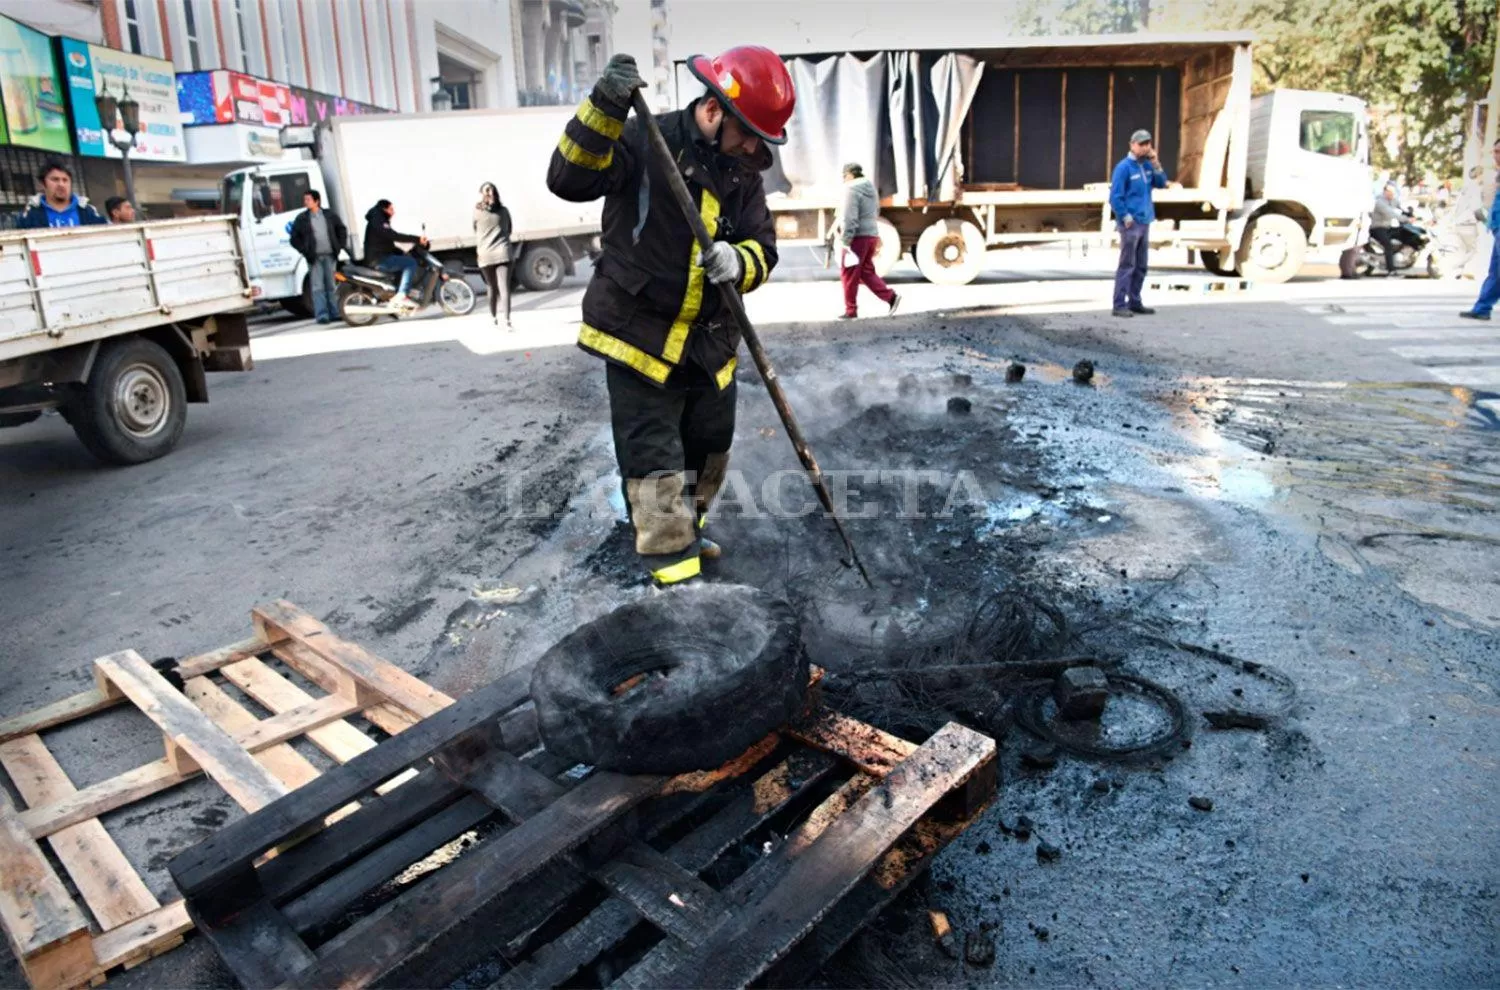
[0,688,123,746]
[0,736,160,931]
[90,902,192,972]
[632,723,995,990]
[285,771,664,989]
[252,601,453,719]
[0,789,93,990]
[169,664,535,912]
[592,843,730,948]
[93,651,290,813]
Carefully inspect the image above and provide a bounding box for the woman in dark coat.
[474,182,513,328]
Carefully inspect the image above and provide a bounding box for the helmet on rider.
[686,45,796,145]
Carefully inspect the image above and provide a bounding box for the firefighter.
[547,46,795,586]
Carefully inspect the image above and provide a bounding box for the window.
[279,0,306,86]
[123,0,143,53]
[1300,110,1356,160]
[183,0,202,70]
[234,0,251,72]
[261,172,311,215]
[220,173,245,215]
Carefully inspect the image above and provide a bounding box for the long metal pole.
[119,143,137,207]
[629,91,873,586]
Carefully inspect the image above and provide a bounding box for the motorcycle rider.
[363,199,428,307]
[1369,183,1405,275]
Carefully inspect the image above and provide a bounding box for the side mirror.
[252,180,272,221]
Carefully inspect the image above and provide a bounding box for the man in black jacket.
[547,46,794,586]
[362,199,427,306]
[288,190,349,323]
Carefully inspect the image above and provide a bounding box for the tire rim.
[934,234,966,267]
[1250,228,1291,269]
[532,255,558,284]
[345,290,378,325]
[114,363,169,439]
[440,279,475,314]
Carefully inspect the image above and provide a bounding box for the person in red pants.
[837,162,900,319]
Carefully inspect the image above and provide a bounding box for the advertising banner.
[177,69,386,130]
[61,38,185,161]
[0,13,72,153]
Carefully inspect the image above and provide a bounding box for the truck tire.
[518,243,566,292]
[1235,214,1306,284]
[915,218,984,286]
[531,584,809,775]
[281,274,313,318]
[1201,249,1239,277]
[68,337,186,465]
[873,217,903,278]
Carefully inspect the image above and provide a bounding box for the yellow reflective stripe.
[737,239,768,285]
[558,134,613,170]
[652,555,701,585]
[576,96,624,140]
[715,356,737,390]
[663,190,721,364]
[697,513,708,530]
[734,245,757,294]
[579,323,671,382]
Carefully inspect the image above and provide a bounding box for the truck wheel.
[1201,249,1239,277]
[873,218,903,278]
[68,337,186,465]
[915,218,984,286]
[281,274,313,318]
[518,243,566,292]
[1235,214,1306,284]
[531,584,808,775]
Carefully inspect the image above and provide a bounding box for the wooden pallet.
[0,601,453,990]
[171,665,998,989]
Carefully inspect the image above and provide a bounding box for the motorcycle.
[336,245,476,326]
[1356,209,1440,278]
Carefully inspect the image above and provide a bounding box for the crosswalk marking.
[1356,327,1500,341]
[1305,293,1500,388]
[1388,344,1500,361]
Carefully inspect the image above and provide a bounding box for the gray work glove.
[1122,215,1135,229]
[598,54,644,106]
[701,241,743,285]
[1476,207,1489,225]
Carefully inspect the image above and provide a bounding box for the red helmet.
[687,45,796,145]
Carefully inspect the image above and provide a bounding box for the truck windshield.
[1300,110,1357,160]
[221,174,245,215]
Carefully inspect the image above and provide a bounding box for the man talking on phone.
[1109,129,1169,318]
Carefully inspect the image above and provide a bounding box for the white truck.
[221,107,603,315]
[0,217,254,463]
[679,33,1369,284]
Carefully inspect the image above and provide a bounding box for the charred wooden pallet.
[0,601,453,990]
[170,671,998,989]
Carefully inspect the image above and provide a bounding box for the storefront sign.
[178,70,381,129]
[0,13,72,153]
[62,38,185,161]
[184,122,285,164]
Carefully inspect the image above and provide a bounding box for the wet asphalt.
[0,284,1496,988]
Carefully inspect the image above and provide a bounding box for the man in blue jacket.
[15,161,108,229]
[1459,139,1500,321]
[1109,129,1168,317]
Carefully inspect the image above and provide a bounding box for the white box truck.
[675,32,1370,285]
[0,217,254,463]
[221,107,603,315]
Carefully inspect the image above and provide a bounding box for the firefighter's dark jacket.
[546,88,777,390]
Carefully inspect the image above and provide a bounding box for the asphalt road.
[1,252,1495,988]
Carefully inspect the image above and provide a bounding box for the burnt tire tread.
[530,586,807,775]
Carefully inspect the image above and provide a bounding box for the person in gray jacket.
[836,163,898,319]
[1368,183,1406,276]
[475,181,514,328]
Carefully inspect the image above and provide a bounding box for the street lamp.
[95,81,141,207]
[430,76,452,113]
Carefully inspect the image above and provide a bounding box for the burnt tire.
[530,584,808,774]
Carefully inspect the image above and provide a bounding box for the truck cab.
[221,162,327,316]
[1239,89,1371,268]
